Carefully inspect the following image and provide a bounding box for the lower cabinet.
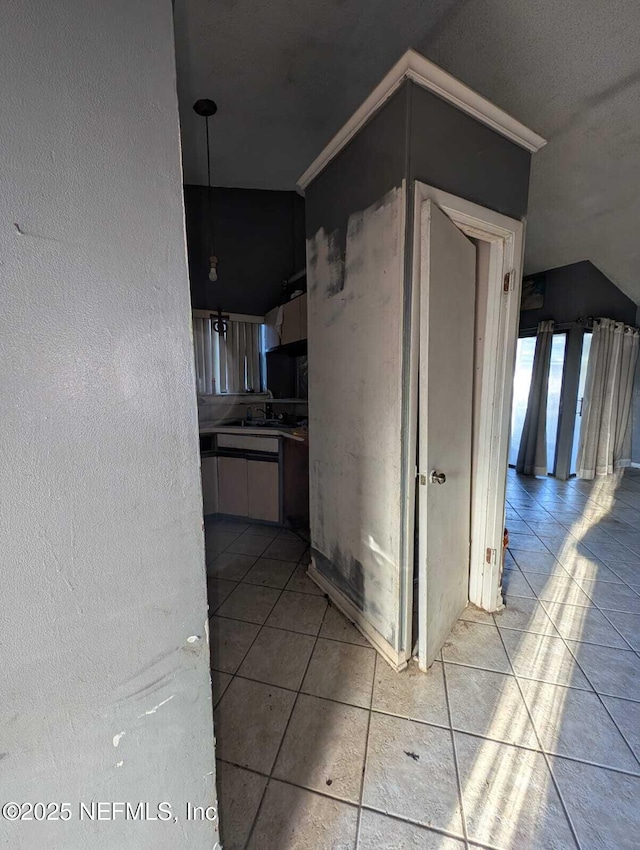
[247,460,280,522]
[201,455,219,515]
[217,456,249,516]
[216,454,280,522]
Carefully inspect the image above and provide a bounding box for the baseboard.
[307,561,408,672]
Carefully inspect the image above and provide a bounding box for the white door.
[417,200,475,670]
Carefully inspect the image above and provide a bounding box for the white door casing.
[404,183,526,668]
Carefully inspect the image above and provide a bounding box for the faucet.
[245,406,266,422]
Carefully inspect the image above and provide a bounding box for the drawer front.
[217,434,279,453]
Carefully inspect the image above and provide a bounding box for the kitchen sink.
[223,419,286,428]
[241,420,281,428]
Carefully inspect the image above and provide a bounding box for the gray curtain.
[577,318,640,479]
[516,320,554,476]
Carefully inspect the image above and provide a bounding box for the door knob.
[430,470,446,484]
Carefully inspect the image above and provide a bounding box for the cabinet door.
[201,456,219,516]
[217,456,249,516]
[247,460,280,522]
[264,306,281,351]
[298,292,307,340]
[280,298,302,346]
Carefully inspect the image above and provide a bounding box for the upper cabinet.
[263,306,280,350]
[265,292,307,351]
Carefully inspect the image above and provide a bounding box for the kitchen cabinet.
[247,461,280,522]
[201,455,219,515]
[217,456,249,516]
[265,293,307,351]
[264,306,280,350]
[218,434,279,453]
[299,293,307,336]
[280,297,302,346]
[213,433,282,522]
[283,439,309,529]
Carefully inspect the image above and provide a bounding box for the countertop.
[199,423,307,443]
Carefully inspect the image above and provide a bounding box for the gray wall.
[408,83,531,220]
[520,260,637,330]
[0,2,218,848]
[185,185,305,315]
[305,85,409,264]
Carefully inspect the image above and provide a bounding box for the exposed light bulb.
[209,255,218,283]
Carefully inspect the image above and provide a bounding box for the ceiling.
[174,0,640,303]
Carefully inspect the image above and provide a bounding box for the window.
[509,332,567,473]
[509,336,536,465]
[193,313,263,395]
[546,332,567,473]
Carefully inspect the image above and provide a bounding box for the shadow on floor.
[207,470,640,848]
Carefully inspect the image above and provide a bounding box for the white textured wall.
[307,187,405,647]
[0,2,218,848]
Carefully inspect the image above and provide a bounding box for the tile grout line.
[541,600,640,772]
[440,652,470,848]
[241,600,332,850]
[534,592,639,656]
[353,651,378,849]
[210,610,385,648]
[503,556,640,648]
[208,524,316,843]
[216,677,640,779]
[218,756,361,809]
[210,542,311,711]
[211,612,369,640]
[205,532,309,570]
[492,624,584,850]
[211,493,640,844]
[441,648,640,703]
[528,487,640,561]
[598,606,639,653]
[510,510,640,770]
[218,756,482,848]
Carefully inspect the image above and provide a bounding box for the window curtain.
[193,316,215,395]
[224,321,261,394]
[576,318,640,479]
[516,320,554,476]
[193,317,261,394]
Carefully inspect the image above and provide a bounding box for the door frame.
[403,183,525,667]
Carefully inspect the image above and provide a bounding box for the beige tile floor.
[207,469,640,849]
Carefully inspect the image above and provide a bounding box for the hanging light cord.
[205,115,215,257]
[193,97,218,283]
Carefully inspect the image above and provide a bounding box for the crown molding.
[297,49,546,192]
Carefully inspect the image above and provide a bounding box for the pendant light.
[193,98,218,282]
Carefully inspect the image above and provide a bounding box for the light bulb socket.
[193,99,218,117]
